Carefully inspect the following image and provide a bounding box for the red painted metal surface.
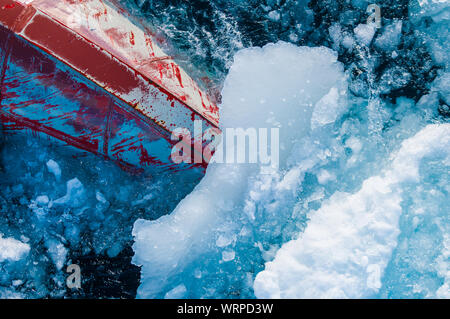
[0,0,220,173]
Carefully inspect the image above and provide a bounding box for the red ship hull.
[0,0,220,173]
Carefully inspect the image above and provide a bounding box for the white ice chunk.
[268,10,280,22]
[354,23,377,46]
[222,250,236,262]
[95,191,107,204]
[216,234,235,248]
[45,239,68,271]
[254,123,450,298]
[132,42,347,298]
[316,169,336,184]
[328,23,343,50]
[375,20,403,52]
[0,234,30,262]
[35,195,49,206]
[342,35,355,50]
[311,87,347,129]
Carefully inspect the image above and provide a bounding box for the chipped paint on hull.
[0,0,220,173]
